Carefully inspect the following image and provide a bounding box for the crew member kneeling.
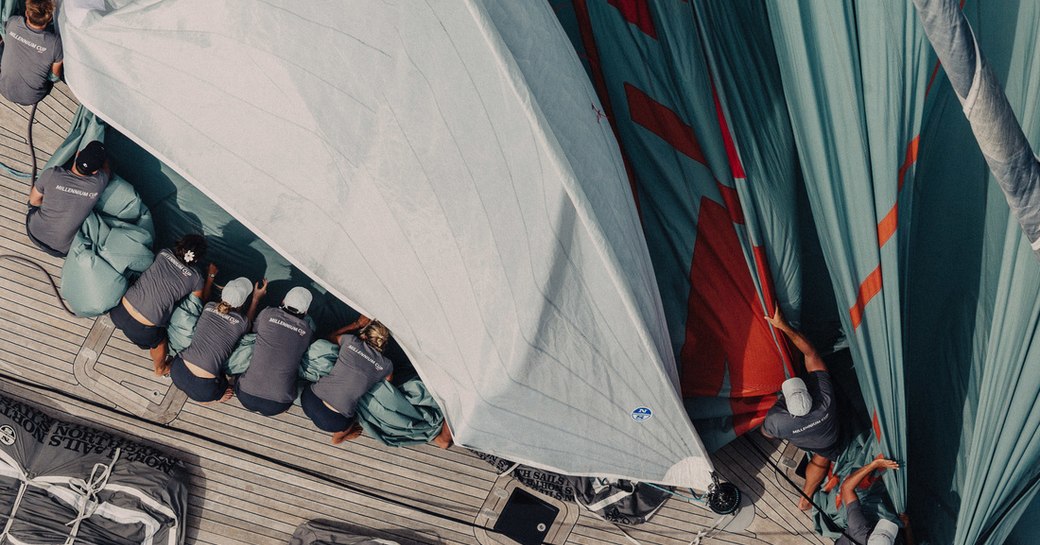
[302,320,394,445]
[168,276,265,403]
[235,287,314,417]
[110,234,214,374]
[26,141,108,257]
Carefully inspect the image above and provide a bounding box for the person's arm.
[246,279,267,323]
[326,315,371,343]
[766,306,827,373]
[50,60,62,78]
[28,186,43,206]
[196,263,217,300]
[840,457,899,506]
[100,158,111,176]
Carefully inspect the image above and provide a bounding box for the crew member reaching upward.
[235,287,314,417]
[762,307,841,510]
[167,276,266,402]
[835,457,909,545]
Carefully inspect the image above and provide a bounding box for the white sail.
[60,0,713,489]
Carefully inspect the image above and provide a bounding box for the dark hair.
[25,0,53,27]
[173,234,207,265]
[280,305,306,318]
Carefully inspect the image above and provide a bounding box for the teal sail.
[555,1,1040,542]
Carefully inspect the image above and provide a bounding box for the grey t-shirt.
[237,307,313,403]
[763,371,840,453]
[311,335,393,418]
[124,248,204,326]
[180,302,250,376]
[27,167,108,253]
[835,500,873,545]
[0,17,62,105]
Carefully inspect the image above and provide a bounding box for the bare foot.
[150,341,169,376]
[431,421,453,449]
[331,424,363,445]
[798,497,812,511]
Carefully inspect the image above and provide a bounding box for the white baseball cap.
[283,286,312,314]
[221,277,252,308]
[867,518,899,545]
[781,377,813,417]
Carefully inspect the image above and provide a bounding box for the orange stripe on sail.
[876,136,919,246]
[878,204,899,247]
[849,266,883,329]
[897,136,920,191]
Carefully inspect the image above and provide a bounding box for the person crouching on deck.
[761,306,841,511]
[305,318,453,448]
[110,234,214,375]
[166,276,266,402]
[25,141,109,257]
[234,287,314,417]
[0,0,63,106]
[302,319,395,444]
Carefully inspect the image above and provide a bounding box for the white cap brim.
[283,286,313,313]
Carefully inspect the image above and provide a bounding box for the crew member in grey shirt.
[302,319,394,443]
[235,287,314,417]
[26,140,109,256]
[0,0,63,105]
[305,318,455,448]
[834,458,907,545]
[762,307,841,510]
[168,276,266,402]
[109,234,214,375]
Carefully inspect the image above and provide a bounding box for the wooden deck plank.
[170,406,490,511]
[0,230,66,271]
[0,284,91,330]
[173,402,492,498]
[182,401,491,483]
[0,381,478,545]
[0,328,81,373]
[0,303,87,348]
[96,353,172,389]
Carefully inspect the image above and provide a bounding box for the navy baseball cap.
[75,141,105,175]
[301,384,353,432]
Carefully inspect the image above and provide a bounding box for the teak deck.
[0,83,827,545]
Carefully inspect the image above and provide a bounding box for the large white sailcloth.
[59,0,714,489]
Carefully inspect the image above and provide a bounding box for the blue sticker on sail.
[631,407,653,422]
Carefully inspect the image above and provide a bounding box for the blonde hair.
[360,321,390,352]
[215,301,233,315]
